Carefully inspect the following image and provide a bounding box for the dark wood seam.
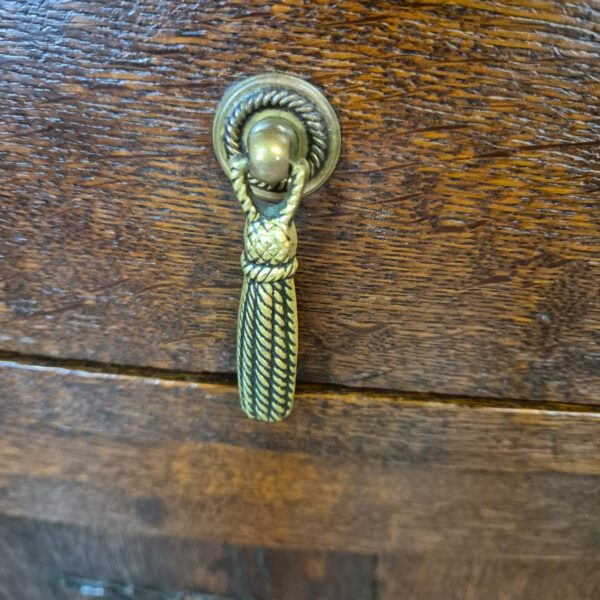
[1,350,599,414]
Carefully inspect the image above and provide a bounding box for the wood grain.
[0,0,599,403]
[1,359,599,558]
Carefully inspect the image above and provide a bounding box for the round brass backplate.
[212,73,341,200]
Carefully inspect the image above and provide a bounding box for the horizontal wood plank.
[0,1,599,403]
[1,360,599,558]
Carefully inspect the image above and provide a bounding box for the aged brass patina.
[213,73,340,421]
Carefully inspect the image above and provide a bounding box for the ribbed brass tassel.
[230,156,309,421]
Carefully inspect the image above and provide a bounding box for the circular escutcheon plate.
[212,73,341,200]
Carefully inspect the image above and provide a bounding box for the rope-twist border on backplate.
[223,87,328,192]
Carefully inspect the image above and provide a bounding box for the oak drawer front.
[1,1,599,405]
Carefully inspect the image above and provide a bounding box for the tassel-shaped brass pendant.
[213,74,340,421]
[231,156,308,420]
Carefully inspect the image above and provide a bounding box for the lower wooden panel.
[1,358,598,562]
[377,554,600,600]
[0,515,375,600]
[1,515,598,600]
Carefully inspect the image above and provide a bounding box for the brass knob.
[247,118,299,186]
[212,72,341,201]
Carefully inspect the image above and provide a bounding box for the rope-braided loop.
[230,156,309,283]
[223,87,327,192]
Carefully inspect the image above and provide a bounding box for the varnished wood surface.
[1,359,599,558]
[0,1,599,403]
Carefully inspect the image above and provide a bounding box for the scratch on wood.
[477,140,600,159]
[27,301,87,319]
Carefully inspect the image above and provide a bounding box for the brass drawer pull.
[213,73,340,421]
